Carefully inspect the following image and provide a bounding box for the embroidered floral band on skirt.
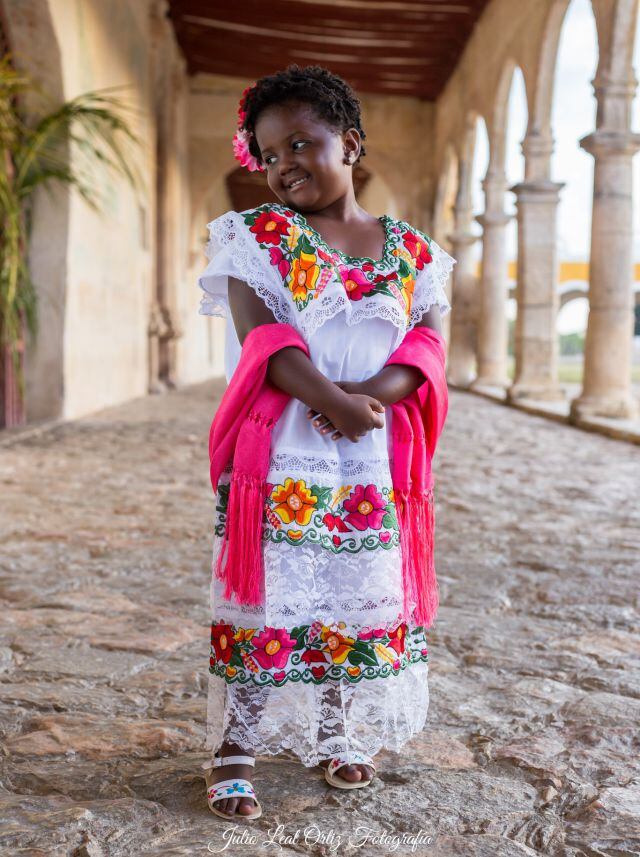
[209,618,428,687]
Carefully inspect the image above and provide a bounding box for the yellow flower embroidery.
[287,529,303,541]
[374,642,397,664]
[399,272,415,316]
[288,250,320,303]
[392,246,414,265]
[287,224,302,250]
[234,627,256,643]
[320,626,355,664]
[271,478,317,526]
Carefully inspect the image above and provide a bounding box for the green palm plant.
[0,56,142,427]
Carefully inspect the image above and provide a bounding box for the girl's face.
[253,101,360,212]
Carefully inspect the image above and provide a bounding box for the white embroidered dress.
[198,202,454,766]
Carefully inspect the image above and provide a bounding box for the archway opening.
[550,0,598,396]
[504,66,527,379]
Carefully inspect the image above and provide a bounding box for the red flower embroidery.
[332,535,341,546]
[323,512,351,533]
[343,484,386,531]
[387,622,408,656]
[250,626,297,670]
[372,271,400,288]
[268,246,291,278]
[211,623,235,665]
[250,210,291,245]
[301,648,328,666]
[312,666,326,680]
[402,230,432,270]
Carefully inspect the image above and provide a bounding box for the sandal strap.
[328,751,376,776]
[207,777,256,800]
[202,754,256,773]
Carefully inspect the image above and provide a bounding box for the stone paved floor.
[1,380,639,857]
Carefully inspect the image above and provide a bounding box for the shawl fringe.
[396,487,438,628]
[215,470,265,606]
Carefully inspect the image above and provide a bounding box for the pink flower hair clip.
[233,85,265,173]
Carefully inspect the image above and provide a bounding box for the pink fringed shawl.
[209,322,449,628]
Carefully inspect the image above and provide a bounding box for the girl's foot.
[318,758,376,784]
[205,741,260,817]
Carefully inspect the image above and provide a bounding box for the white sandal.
[202,753,263,820]
[323,751,377,790]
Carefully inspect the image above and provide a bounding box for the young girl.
[198,64,454,820]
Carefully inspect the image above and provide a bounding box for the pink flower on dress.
[357,626,387,640]
[269,246,291,279]
[343,484,386,531]
[250,627,297,670]
[338,266,375,301]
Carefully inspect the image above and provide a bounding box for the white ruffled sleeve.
[197,210,295,326]
[408,238,455,328]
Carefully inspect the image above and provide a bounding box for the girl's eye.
[264,141,307,166]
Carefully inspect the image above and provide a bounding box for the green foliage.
[559,332,585,355]
[0,56,141,397]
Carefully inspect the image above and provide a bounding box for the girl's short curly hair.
[240,64,367,168]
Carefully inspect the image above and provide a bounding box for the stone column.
[471,169,512,389]
[569,80,640,420]
[446,155,480,387]
[507,133,565,402]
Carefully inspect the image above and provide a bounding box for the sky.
[469,0,640,334]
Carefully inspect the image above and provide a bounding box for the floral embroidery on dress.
[240,203,435,322]
[214,478,401,553]
[209,617,429,686]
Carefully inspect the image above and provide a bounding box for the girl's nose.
[279,157,299,180]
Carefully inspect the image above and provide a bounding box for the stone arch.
[490,59,520,171]
[1,0,69,421]
[559,281,589,308]
[591,0,638,87]
[529,0,573,145]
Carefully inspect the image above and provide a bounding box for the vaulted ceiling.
[167,0,491,100]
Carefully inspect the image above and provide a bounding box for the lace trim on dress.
[222,452,393,478]
[199,211,296,327]
[408,240,454,329]
[198,207,455,339]
[205,660,430,766]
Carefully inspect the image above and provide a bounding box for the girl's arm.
[228,276,385,442]
[343,304,444,405]
[306,305,443,438]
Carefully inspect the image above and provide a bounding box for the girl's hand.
[306,391,384,443]
[306,381,371,440]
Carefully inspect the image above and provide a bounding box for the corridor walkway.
[1,381,639,856]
